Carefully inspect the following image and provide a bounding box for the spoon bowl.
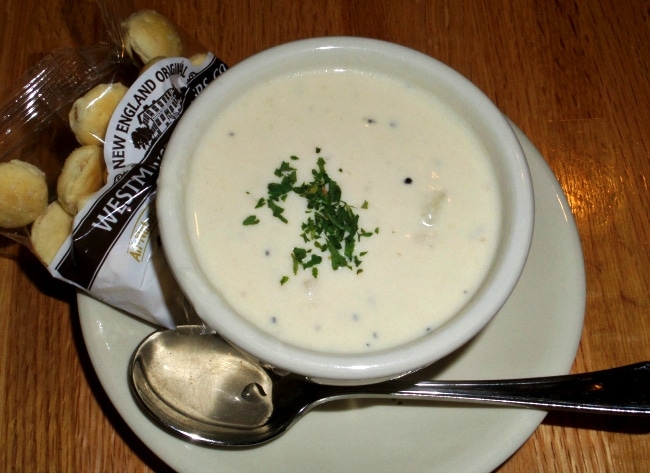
[129,326,650,447]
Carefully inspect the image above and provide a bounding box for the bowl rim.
[157,36,534,383]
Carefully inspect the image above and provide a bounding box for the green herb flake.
[243,215,260,225]
[267,199,288,223]
[303,254,323,269]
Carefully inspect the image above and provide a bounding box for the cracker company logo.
[131,87,184,150]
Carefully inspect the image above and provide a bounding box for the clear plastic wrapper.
[0,1,227,327]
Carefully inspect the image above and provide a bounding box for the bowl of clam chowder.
[157,37,534,384]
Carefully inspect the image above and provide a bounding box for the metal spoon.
[129,325,650,447]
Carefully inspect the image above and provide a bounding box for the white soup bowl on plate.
[157,37,534,385]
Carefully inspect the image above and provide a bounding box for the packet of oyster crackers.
[0,3,227,327]
[53,54,227,327]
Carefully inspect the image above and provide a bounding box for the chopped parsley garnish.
[245,148,376,284]
[242,215,260,225]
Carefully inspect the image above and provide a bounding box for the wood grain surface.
[1,0,649,471]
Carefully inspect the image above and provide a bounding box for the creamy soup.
[186,69,501,354]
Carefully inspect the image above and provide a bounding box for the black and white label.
[51,53,227,327]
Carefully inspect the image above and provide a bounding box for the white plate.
[78,125,586,473]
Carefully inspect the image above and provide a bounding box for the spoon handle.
[359,362,650,415]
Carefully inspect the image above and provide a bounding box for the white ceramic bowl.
[157,37,534,384]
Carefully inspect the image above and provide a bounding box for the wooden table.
[1,1,649,471]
